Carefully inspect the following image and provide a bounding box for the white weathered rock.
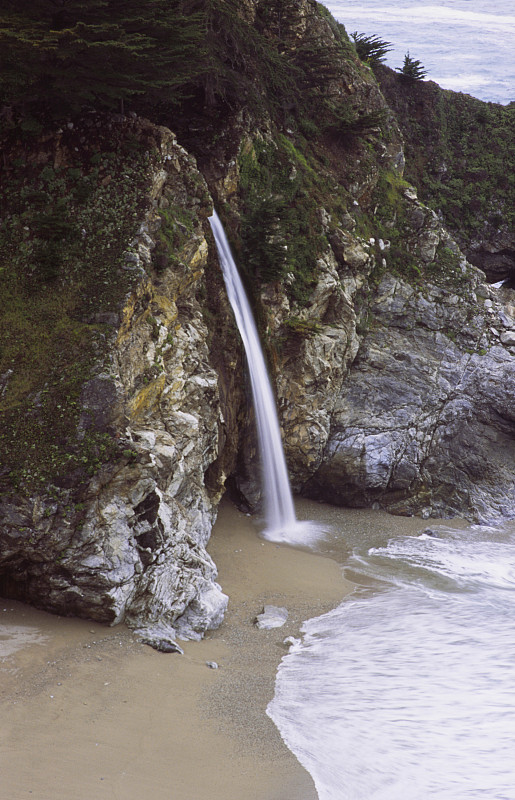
[255,605,289,630]
[500,330,515,346]
[0,121,229,647]
[305,272,515,522]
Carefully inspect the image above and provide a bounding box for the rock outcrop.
[260,182,515,522]
[375,64,515,286]
[304,271,515,522]
[0,118,234,649]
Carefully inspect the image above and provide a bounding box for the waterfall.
[209,210,298,540]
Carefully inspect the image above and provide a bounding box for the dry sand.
[0,501,353,800]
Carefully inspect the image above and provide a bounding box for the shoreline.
[0,500,353,800]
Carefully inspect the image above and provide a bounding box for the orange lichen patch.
[115,279,153,347]
[128,374,167,421]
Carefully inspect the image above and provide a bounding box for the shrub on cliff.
[351,32,392,68]
[397,52,427,81]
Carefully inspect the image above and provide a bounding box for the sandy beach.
[0,500,353,800]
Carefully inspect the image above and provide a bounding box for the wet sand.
[0,501,353,800]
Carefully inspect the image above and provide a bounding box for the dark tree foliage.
[0,0,206,125]
[197,0,299,109]
[351,32,392,67]
[254,0,301,43]
[397,51,427,81]
[0,0,310,133]
[0,0,388,152]
[293,38,347,90]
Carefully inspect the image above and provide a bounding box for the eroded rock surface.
[2,0,514,648]
[0,122,229,648]
[304,270,515,522]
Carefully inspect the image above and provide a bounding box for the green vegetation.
[397,52,427,81]
[427,243,464,283]
[422,99,515,238]
[283,316,323,337]
[379,78,515,242]
[197,2,392,308]
[0,120,156,493]
[3,0,504,503]
[0,0,206,127]
[238,136,325,305]
[1,0,385,152]
[366,171,418,281]
[351,32,392,68]
[365,170,472,290]
[0,0,394,498]
[155,205,196,271]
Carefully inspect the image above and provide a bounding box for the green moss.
[238,138,310,297]
[365,170,472,289]
[154,204,196,270]
[0,118,159,496]
[283,316,322,337]
[237,134,345,305]
[359,170,420,282]
[380,77,515,242]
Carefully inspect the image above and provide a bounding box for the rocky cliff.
[0,116,239,649]
[1,0,514,645]
[375,64,515,286]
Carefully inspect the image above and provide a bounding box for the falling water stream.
[209,210,299,540]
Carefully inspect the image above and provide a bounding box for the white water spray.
[209,210,301,541]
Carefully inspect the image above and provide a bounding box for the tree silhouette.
[351,32,392,68]
[397,51,427,81]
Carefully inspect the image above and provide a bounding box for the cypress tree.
[0,0,206,125]
[350,32,392,68]
[397,51,427,81]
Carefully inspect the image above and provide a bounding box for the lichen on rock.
[0,116,228,648]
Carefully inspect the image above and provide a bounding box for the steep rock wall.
[272,184,515,522]
[305,270,515,521]
[2,0,515,645]
[181,0,515,524]
[375,65,515,286]
[0,117,243,649]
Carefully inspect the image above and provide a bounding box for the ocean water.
[268,506,515,799]
[322,0,515,104]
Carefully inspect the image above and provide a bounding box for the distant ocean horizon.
[322,0,515,105]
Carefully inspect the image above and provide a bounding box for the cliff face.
[181,0,515,523]
[262,190,515,522]
[375,65,515,286]
[0,116,242,649]
[1,0,515,642]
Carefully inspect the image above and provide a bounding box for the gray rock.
[134,622,184,654]
[79,375,120,433]
[500,330,515,346]
[0,123,229,649]
[255,605,289,630]
[304,272,515,522]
